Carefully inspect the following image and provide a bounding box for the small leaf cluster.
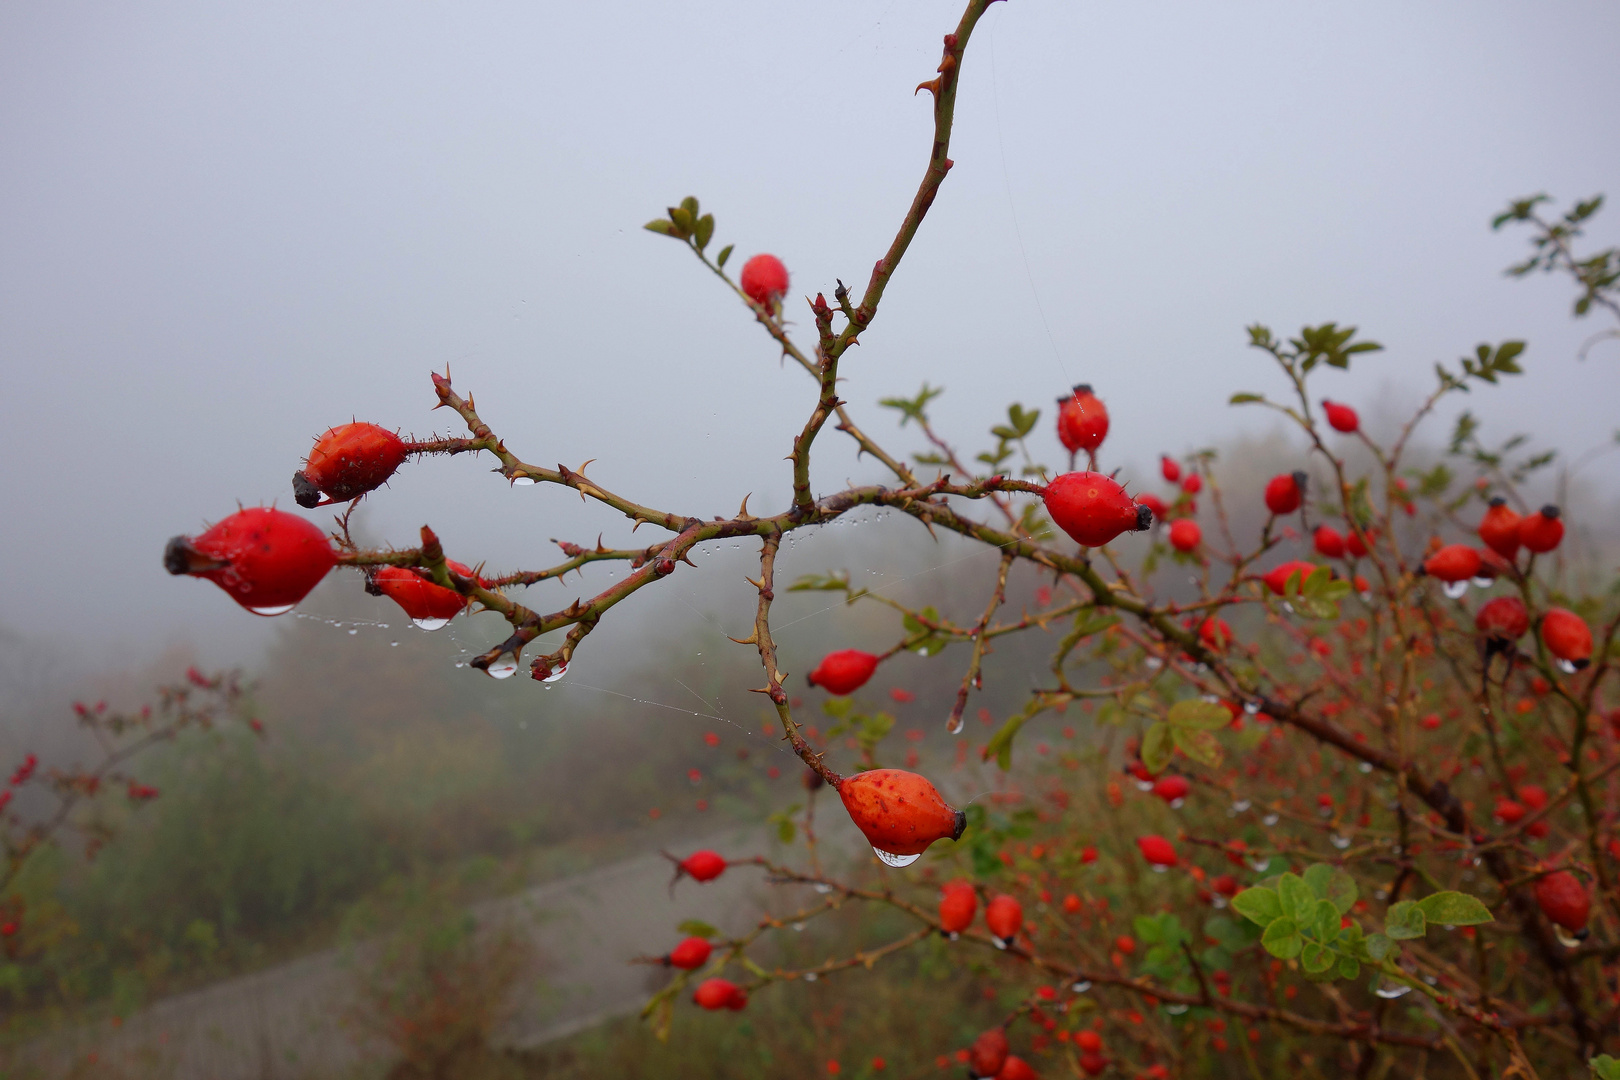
[1495,193,1619,318]
[1246,322,1384,375]
[977,403,1043,477]
[821,698,896,768]
[1141,698,1230,773]
[1273,564,1352,621]
[645,196,732,266]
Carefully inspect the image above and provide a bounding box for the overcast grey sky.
[2,1,1617,670]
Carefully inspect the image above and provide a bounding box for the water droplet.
[247,603,296,617]
[1375,983,1412,999]
[412,616,451,631]
[1247,856,1271,872]
[1442,580,1469,599]
[541,662,569,684]
[1358,762,1373,774]
[1170,798,1185,810]
[1212,896,1228,910]
[1164,1003,1189,1015]
[1263,813,1280,826]
[946,714,964,735]
[1071,981,1091,993]
[1331,834,1351,850]
[1556,658,1578,675]
[485,653,520,680]
[1243,701,1261,715]
[792,922,805,932]
[1231,799,1251,813]
[1151,864,1169,874]
[1554,925,1582,948]
[917,647,931,657]
[1145,657,1163,669]
[813,883,832,894]
[873,847,921,867]
[511,476,537,486]
[1471,576,1493,588]
[347,628,358,636]
[803,971,818,981]
[390,641,399,647]
[1318,806,1333,819]
[947,931,960,941]
[992,936,1009,950]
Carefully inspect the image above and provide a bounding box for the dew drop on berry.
[247,603,297,617]
[412,616,452,632]
[1442,580,1469,599]
[1135,780,1154,792]
[1471,576,1493,588]
[1554,925,1582,948]
[873,847,921,867]
[1170,798,1185,810]
[1556,658,1578,675]
[1247,856,1272,872]
[485,653,520,679]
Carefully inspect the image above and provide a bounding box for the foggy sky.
[2,1,1618,670]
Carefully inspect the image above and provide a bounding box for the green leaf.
[777,817,796,843]
[693,213,715,251]
[1302,864,1333,899]
[1229,392,1266,405]
[668,205,694,233]
[1300,942,1333,974]
[1168,699,1232,731]
[677,919,719,938]
[644,219,675,235]
[1277,874,1314,923]
[1170,726,1222,768]
[1385,901,1427,940]
[1336,956,1361,981]
[679,196,699,216]
[1313,899,1342,942]
[1363,933,1395,962]
[1140,722,1174,775]
[716,244,734,268]
[1325,870,1358,915]
[1231,887,1282,927]
[985,712,1030,772]
[1415,891,1493,927]
[1261,917,1303,959]
[1591,1054,1620,1080]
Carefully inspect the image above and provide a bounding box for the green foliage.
[1232,866,1365,980]
[878,383,945,428]
[1591,1053,1620,1079]
[977,402,1041,474]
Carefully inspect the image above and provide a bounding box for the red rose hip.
[939,881,978,933]
[1137,834,1177,868]
[1518,506,1564,553]
[293,422,409,507]
[1264,472,1306,515]
[1541,607,1592,670]
[1313,525,1345,559]
[1056,385,1109,455]
[1534,870,1589,934]
[1045,472,1151,548]
[668,936,713,970]
[1321,400,1359,433]
[1477,498,1522,559]
[739,254,790,309]
[838,769,965,860]
[374,560,477,628]
[807,649,879,696]
[164,507,337,615]
[969,1029,1010,1078]
[693,977,747,1011]
[1474,596,1529,644]
[1168,518,1202,553]
[985,895,1023,945]
[1421,544,1482,584]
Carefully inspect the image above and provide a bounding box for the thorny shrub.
[158,1,1620,1075]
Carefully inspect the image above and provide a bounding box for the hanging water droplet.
[541,662,569,684]
[247,603,296,617]
[1375,983,1412,999]
[1556,658,1578,675]
[1243,701,1261,715]
[1145,657,1163,669]
[390,641,399,647]
[792,922,805,932]
[1358,762,1373,774]
[347,628,358,635]
[1331,834,1351,850]
[992,936,1009,950]
[1231,799,1252,813]
[1212,896,1228,909]
[1135,780,1154,792]
[1247,856,1271,872]
[485,653,520,680]
[511,476,537,486]
[947,931,960,941]
[412,616,451,631]
[1164,1003,1189,1015]
[1263,813,1280,826]
[1170,798,1185,810]
[873,847,921,867]
[1554,925,1582,948]
[1150,864,1169,874]
[1470,576,1493,588]
[1071,981,1091,993]
[803,971,818,981]
[813,882,832,894]
[1442,580,1469,599]
[946,714,964,735]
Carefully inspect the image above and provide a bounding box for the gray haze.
[3,1,1618,670]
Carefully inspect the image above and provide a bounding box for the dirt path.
[7,821,787,1079]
